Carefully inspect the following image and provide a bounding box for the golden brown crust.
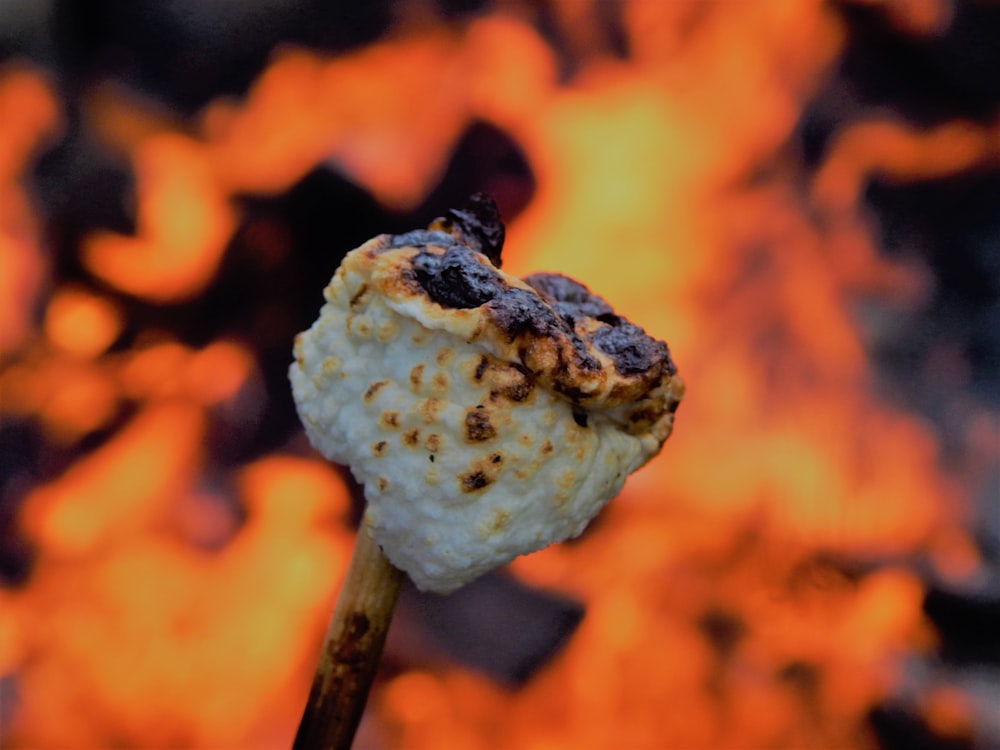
[345,214,681,442]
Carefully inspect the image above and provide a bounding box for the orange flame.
[8,436,352,747]
[0,64,60,357]
[44,285,123,358]
[82,133,237,302]
[0,1,987,747]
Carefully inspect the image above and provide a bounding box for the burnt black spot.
[429,454,435,462]
[432,193,506,267]
[461,470,492,492]
[464,409,496,442]
[552,380,589,401]
[413,245,506,309]
[568,331,601,371]
[486,286,562,341]
[498,378,534,402]
[524,272,615,319]
[591,321,674,376]
[489,279,602,371]
[490,453,502,464]
[572,409,589,428]
[474,355,489,381]
[389,229,456,248]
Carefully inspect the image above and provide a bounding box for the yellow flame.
[1,1,985,747]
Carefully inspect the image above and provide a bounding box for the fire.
[0,1,989,748]
[202,35,475,209]
[82,133,237,302]
[0,65,59,358]
[8,439,352,747]
[44,285,123,358]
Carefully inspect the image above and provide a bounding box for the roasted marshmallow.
[290,197,682,593]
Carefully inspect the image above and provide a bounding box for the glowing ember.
[0,1,992,748]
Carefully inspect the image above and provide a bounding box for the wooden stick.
[293,524,405,750]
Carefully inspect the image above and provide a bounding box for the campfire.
[1,1,997,748]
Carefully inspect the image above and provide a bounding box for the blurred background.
[1,0,998,748]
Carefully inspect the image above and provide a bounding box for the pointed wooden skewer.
[292,524,405,750]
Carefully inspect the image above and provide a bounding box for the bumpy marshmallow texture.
[290,196,683,593]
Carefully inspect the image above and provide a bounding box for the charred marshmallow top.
[290,198,682,593]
